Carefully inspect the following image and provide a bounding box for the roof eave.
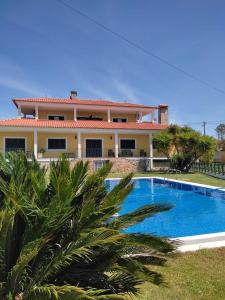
[12,99,18,108]
[12,98,158,110]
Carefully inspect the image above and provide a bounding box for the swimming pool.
[107,177,225,238]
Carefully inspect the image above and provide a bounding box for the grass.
[107,172,225,299]
[108,171,225,187]
[139,248,225,300]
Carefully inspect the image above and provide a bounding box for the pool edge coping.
[107,176,225,252]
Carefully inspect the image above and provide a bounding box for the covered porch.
[0,129,166,163]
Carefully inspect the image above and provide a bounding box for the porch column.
[137,112,143,123]
[115,131,119,158]
[107,109,111,123]
[74,107,77,121]
[34,129,38,159]
[35,106,39,120]
[18,105,22,118]
[151,111,155,123]
[77,131,81,158]
[149,133,153,169]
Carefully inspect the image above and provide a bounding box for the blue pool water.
[107,178,225,238]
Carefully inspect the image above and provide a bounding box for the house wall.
[118,134,149,156]
[0,132,34,153]
[81,133,150,157]
[0,131,163,159]
[38,132,77,158]
[77,111,107,121]
[38,109,137,122]
[38,110,74,120]
[111,113,136,122]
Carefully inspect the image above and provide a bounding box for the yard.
[108,172,225,299]
[139,248,225,300]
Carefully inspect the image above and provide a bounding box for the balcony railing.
[118,148,149,158]
[38,148,151,158]
[3,148,34,159]
[38,148,78,159]
[0,147,167,159]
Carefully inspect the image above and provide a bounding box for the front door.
[5,138,26,153]
[86,139,102,157]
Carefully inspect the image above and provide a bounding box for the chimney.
[70,90,77,99]
[158,104,168,125]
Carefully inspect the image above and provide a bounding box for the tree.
[153,124,216,172]
[215,123,225,150]
[215,123,225,141]
[0,153,174,300]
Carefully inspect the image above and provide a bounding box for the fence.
[191,162,225,177]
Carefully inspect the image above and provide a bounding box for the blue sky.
[0,0,225,135]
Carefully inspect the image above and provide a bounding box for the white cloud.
[0,76,43,96]
[85,85,113,100]
[112,79,138,101]
[0,57,49,97]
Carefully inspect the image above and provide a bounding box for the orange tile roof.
[0,118,166,130]
[13,98,157,109]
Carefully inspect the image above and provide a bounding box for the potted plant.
[38,148,45,158]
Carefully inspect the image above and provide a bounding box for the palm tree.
[0,153,174,300]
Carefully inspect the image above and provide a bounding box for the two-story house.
[0,91,168,171]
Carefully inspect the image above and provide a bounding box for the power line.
[182,119,225,125]
[55,0,225,96]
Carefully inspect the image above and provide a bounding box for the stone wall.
[73,158,152,173]
[39,157,152,173]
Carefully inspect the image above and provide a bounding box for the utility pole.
[202,121,207,136]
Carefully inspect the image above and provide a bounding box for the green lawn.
[108,172,225,299]
[139,248,225,300]
[108,171,225,187]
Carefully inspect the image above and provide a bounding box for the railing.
[2,148,34,159]
[191,162,225,177]
[82,148,116,158]
[38,148,78,159]
[118,148,149,158]
[0,147,166,160]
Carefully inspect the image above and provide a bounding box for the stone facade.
[77,158,153,173]
[158,104,168,125]
[40,157,153,173]
[39,157,170,173]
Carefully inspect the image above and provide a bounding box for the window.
[5,138,26,152]
[48,139,66,150]
[94,160,109,171]
[113,118,127,123]
[48,115,65,120]
[120,139,135,149]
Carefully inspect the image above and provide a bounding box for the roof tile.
[13,98,157,109]
[0,118,166,130]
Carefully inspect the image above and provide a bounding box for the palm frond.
[123,233,175,254]
[7,238,44,295]
[26,284,97,300]
[109,204,172,230]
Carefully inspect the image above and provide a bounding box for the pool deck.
[108,176,225,252]
[174,232,225,252]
